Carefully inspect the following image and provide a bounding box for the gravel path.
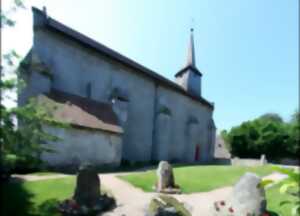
[101,173,154,216]
[12,173,70,181]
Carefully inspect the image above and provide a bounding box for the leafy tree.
[286,110,300,157]
[1,0,60,177]
[259,113,284,123]
[291,110,300,124]
[221,112,298,160]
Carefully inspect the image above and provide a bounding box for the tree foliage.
[221,111,300,160]
[1,0,60,175]
[259,113,284,123]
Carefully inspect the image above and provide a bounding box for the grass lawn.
[1,176,76,216]
[1,176,113,216]
[119,165,274,193]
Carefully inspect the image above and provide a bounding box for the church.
[19,7,216,168]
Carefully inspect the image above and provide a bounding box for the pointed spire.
[186,28,196,67]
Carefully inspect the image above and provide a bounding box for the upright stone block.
[155,161,181,194]
[211,172,268,216]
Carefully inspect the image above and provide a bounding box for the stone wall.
[41,126,122,167]
[155,86,215,162]
[33,28,156,162]
[18,70,51,106]
[231,157,267,166]
[278,158,300,166]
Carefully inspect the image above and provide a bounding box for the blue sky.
[2,0,298,131]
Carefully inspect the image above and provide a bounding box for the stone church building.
[19,7,216,167]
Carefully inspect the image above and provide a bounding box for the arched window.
[153,108,172,161]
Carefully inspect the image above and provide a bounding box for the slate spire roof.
[175,28,202,77]
[186,28,196,67]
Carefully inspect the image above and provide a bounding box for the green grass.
[119,165,274,193]
[266,181,299,216]
[1,176,76,216]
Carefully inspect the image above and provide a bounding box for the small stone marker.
[155,161,181,194]
[58,163,115,215]
[260,154,267,165]
[211,172,268,216]
[73,163,101,207]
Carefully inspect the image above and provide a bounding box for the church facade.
[19,7,216,167]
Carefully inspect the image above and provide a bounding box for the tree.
[286,110,300,157]
[291,110,300,124]
[1,0,60,177]
[221,112,298,160]
[259,113,283,123]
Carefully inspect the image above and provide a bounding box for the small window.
[110,87,129,102]
[116,95,128,102]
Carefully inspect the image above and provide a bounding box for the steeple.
[175,28,202,97]
[186,28,196,67]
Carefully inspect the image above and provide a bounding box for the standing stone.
[58,164,116,215]
[73,164,101,207]
[155,161,181,194]
[230,172,266,215]
[211,172,267,216]
[156,161,175,191]
[260,154,267,165]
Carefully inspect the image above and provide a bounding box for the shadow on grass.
[0,178,61,216]
[1,178,35,216]
[36,198,61,216]
[268,211,280,216]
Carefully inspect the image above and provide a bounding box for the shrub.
[275,167,300,216]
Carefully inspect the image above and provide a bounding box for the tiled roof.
[37,89,123,134]
[214,135,231,159]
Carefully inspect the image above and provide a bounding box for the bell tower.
[175,28,202,97]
